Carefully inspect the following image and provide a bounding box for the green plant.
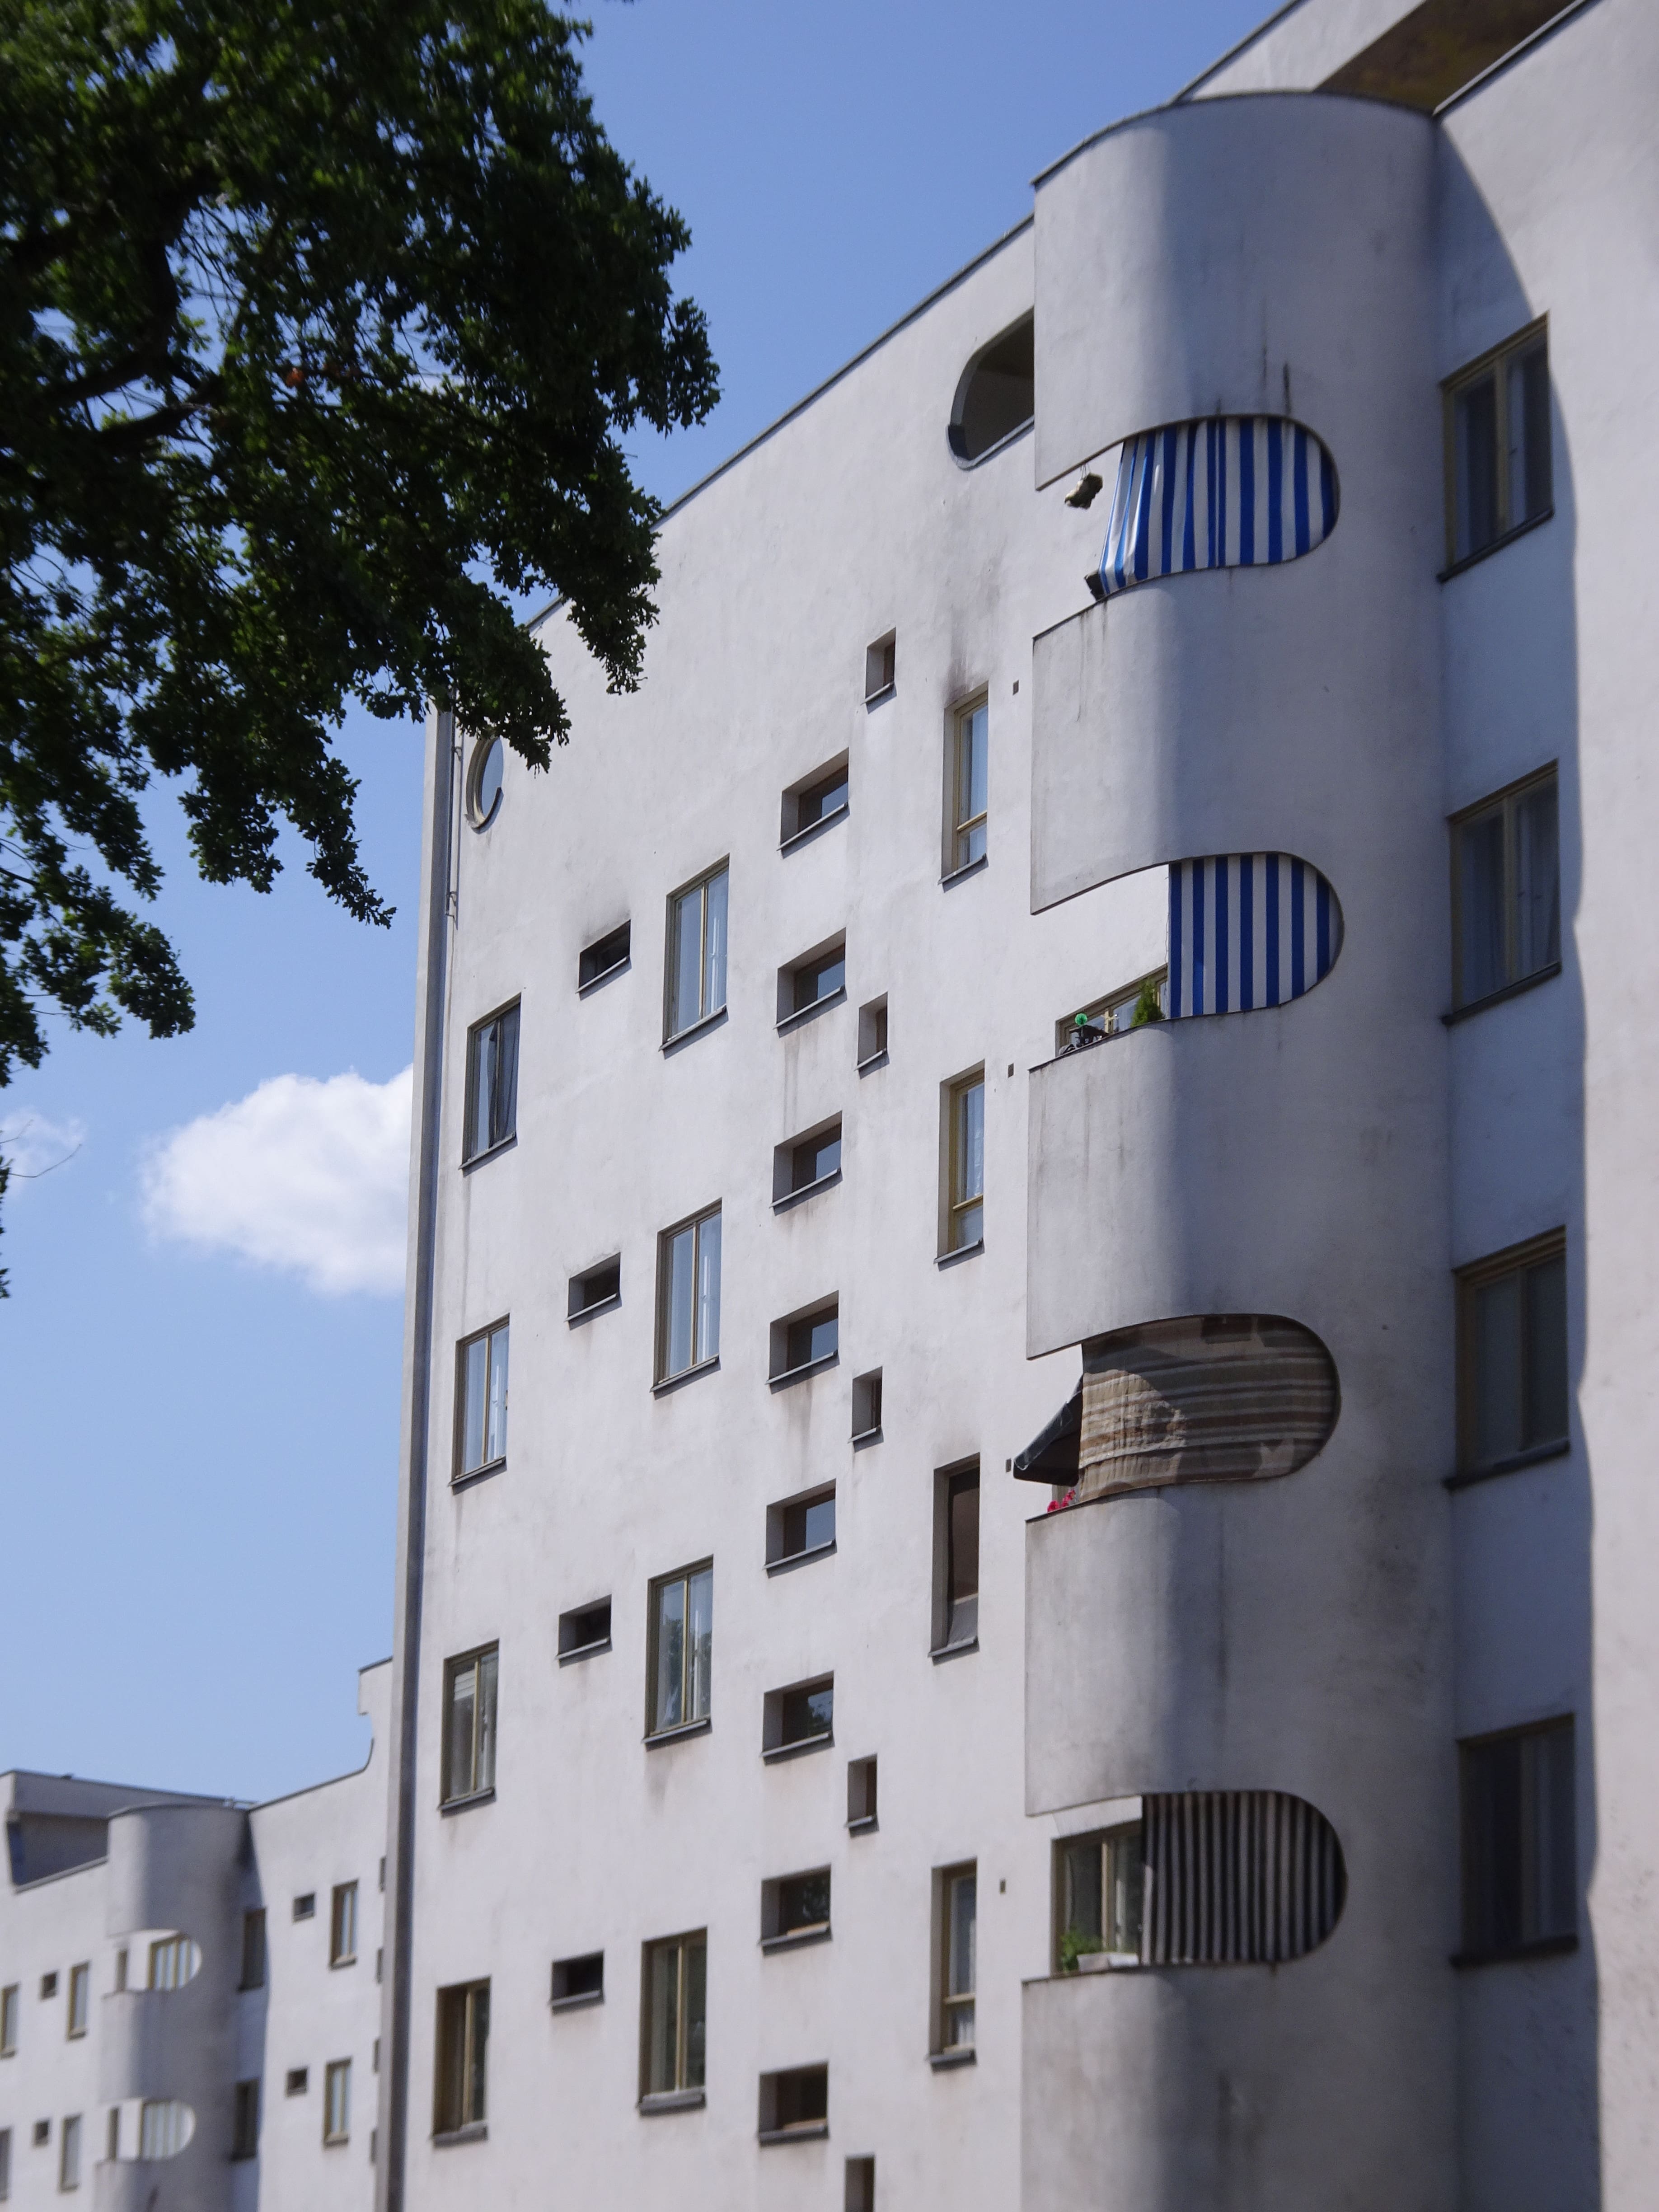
[1058,1926,1105,1974]
[1129,975,1166,1026]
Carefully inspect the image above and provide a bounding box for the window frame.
[454,1318,511,1483]
[663,862,730,1044]
[1454,1228,1569,1481]
[65,1965,89,2040]
[323,2058,351,2146]
[945,695,989,879]
[462,998,520,1164]
[57,2112,80,2193]
[433,1979,490,2138]
[578,920,631,994]
[1053,1820,1146,1972]
[441,1644,500,1807]
[0,1983,15,2056]
[941,1069,986,1257]
[1442,317,1551,575]
[932,1461,980,1657]
[762,1673,834,1761]
[1458,1715,1577,1964]
[646,1562,714,1740]
[933,1862,978,2059]
[766,1483,837,1573]
[639,1931,708,2106]
[1057,967,1169,1055]
[654,1205,722,1385]
[761,1866,833,1950]
[1448,764,1561,1012]
[781,754,850,849]
[329,1883,358,1968]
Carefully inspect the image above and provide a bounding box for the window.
[114,1949,127,1992]
[943,1071,984,1253]
[31,2125,47,2150]
[1457,1231,1568,1478]
[137,2103,189,2158]
[567,1256,620,1320]
[442,1646,498,1804]
[782,755,849,846]
[1445,322,1550,568]
[65,1967,88,2040]
[767,1485,835,1570]
[773,1119,842,1207]
[463,1002,519,1161]
[864,633,895,702]
[856,996,887,1069]
[57,2114,80,2193]
[641,1935,707,2104]
[1452,768,1559,1008]
[456,1320,509,1479]
[292,1893,316,1921]
[323,2060,351,2146]
[846,2155,876,2212]
[239,1909,267,1991]
[771,1298,839,1382]
[1057,969,1167,1054]
[105,2110,118,2163]
[0,1985,15,2055]
[465,735,504,828]
[147,1937,198,1991]
[1055,1824,1144,1971]
[557,1597,612,1662]
[665,864,728,1040]
[935,1865,977,2053]
[0,2127,9,2199]
[1461,1719,1576,1960]
[758,2063,829,2142]
[286,2070,308,2097]
[761,1868,831,1948]
[852,1368,883,1442]
[39,1973,57,2000]
[656,1207,721,1382]
[948,313,1034,464]
[947,702,988,874]
[647,1565,713,1737]
[763,1675,834,1759]
[231,2081,260,2161]
[434,1981,490,2136]
[578,920,630,993]
[847,1755,878,1832]
[330,1884,358,1967]
[933,1465,979,1654]
[778,936,846,1026]
[550,1953,604,2009]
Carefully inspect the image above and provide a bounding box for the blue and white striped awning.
[1096,417,1338,599]
[1168,855,1341,1018]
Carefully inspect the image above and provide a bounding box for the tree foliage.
[0,0,717,1099]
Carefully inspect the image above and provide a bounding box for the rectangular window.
[852,1368,882,1442]
[948,700,989,874]
[934,1463,980,1653]
[323,2060,351,2146]
[557,1597,612,1661]
[847,1755,878,1832]
[763,1675,834,1758]
[58,2114,80,2193]
[758,2063,829,2141]
[40,1974,57,2000]
[641,1934,707,2102]
[463,1002,520,1162]
[1057,968,1168,1054]
[442,1646,499,1804]
[656,1207,721,1382]
[293,1893,315,1921]
[148,1937,193,1992]
[767,1485,836,1569]
[761,1868,831,1947]
[0,2127,10,2200]
[434,1981,490,2136]
[567,1256,621,1320]
[114,1949,127,1993]
[774,1119,842,1205]
[1055,1823,1145,1969]
[1451,767,1559,1008]
[231,2080,260,2161]
[1457,1230,1568,1477]
[286,2069,308,2097]
[1445,321,1550,568]
[578,920,631,993]
[665,864,729,1040]
[782,755,850,845]
[865,632,896,701]
[456,1320,510,1479]
[551,1953,604,2008]
[648,1565,713,1736]
[779,937,847,1024]
[239,1909,267,1991]
[857,995,888,1068]
[65,1966,88,2040]
[936,1865,977,2052]
[943,1072,985,1253]
[0,1984,16,2057]
[330,1883,358,1967]
[772,1298,839,1381]
[1461,1718,1576,1959]
[846,2155,876,2212]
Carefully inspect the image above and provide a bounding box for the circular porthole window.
[467,736,504,830]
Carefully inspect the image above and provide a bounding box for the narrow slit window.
[464,1003,519,1161]
[648,1565,713,1736]
[66,1965,88,2039]
[578,921,631,992]
[944,1072,985,1253]
[665,865,729,1040]
[656,1207,721,1381]
[231,2081,260,2161]
[642,1934,707,2100]
[457,1320,510,1479]
[434,1981,489,2135]
[442,1646,499,1804]
[323,2059,351,2146]
[847,1755,878,1830]
[239,1909,266,1990]
[935,1465,979,1652]
[330,1883,358,1966]
[949,702,988,873]
[936,1865,977,2051]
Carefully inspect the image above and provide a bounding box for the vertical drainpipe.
[376,702,458,2212]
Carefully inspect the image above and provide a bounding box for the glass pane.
[467,1986,489,2123]
[1509,343,1551,524]
[688,1568,713,1722]
[1062,1837,1102,1946]
[475,1650,497,1793]
[783,1871,831,1930]
[695,1212,721,1364]
[703,868,728,1017]
[1458,810,1507,1002]
[446,1664,477,1796]
[1466,1735,1523,1952]
[684,1940,707,2089]
[1105,1826,1145,1957]
[655,1579,686,1730]
[955,1083,985,1205]
[801,1495,835,1550]
[463,1333,488,1472]
[490,1007,519,1148]
[949,1476,979,1603]
[949,1873,976,1996]
[1524,1255,1569,1448]
[960,707,988,825]
[469,1026,493,1159]
[1513,780,1560,979]
[1473,1274,1523,1467]
[1526,1725,1576,1940]
[664,1224,695,1377]
[669,885,703,1036]
[1455,373,1499,560]
[647,1945,680,2092]
[474,738,503,823]
[486,1326,509,1465]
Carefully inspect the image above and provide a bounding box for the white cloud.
[0,1111,87,1189]
[142,1067,412,1296]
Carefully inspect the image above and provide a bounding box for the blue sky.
[0,0,1267,1804]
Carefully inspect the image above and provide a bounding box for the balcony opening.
[948,314,1034,465]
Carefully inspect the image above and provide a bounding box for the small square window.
[292,1895,315,1922]
[65,1967,88,2040]
[550,1953,604,2009]
[847,1755,878,1832]
[778,936,847,1027]
[568,1256,621,1321]
[323,2059,351,2146]
[434,1981,490,2135]
[647,1565,713,1737]
[770,1298,839,1383]
[1460,1718,1575,1960]
[286,2069,309,2098]
[761,1868,832,1948]
[773,1119,842,1208]
[329,1883,358,1967]
[782,755,850,847]
[856,996,888,1069]
[640,1934,706,2103]
[665,864,729,1042]
[231,2081,260,2161]
[557,1597,612,1662]
[455,1319,510,1480]
[946,699,988,876]
[933,1463,980,1655]
[1444,321,1551,569]
[846,2154,877,2212]
[941,1070,984,1255]
[852,1368,883,1443]
[763,1675,834,1760]
[442,1646,499,1804]
[463,1001,520,1162]
[1054,1822,1145,1971]
[39,1973,57,2001]
[758,2062,828,2142]
[934,1863,977,2054]
[578,920,631,993]
[766,1485,836,1570]
[239,1909,267,1990]
[1451,768,1559,1010]
[656,1206,721,1383]
[865,632,896,702]
[1457,1230,1568,1477]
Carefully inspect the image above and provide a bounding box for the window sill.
[557,1638,612,1667]
[567,1292,620,1328]
[930,1636,979,1665]
[760,1924,832,1954]
[330,1955,357,1970]
[450,1456,506,1492]
[777,985,847,1037]
[762,1731,833,1764]
[644,1716,712,1750]
[1443,960,1561,1025]
[940,854,989,890]
[1445,1438,1570,1490]
[549,1990,604,2013]
[639,2089,705,2115]
[774,1169,842,1214]
[770,1350,839,1393]
[461,1133,516,1175]
[432,2123,487,2147]
[936,1240,984,1270]
[851,1424,883,1451]
[847,1813,878,1835]
[864,681,895,709]
[577,956,630,998]
[855,1049,889,1075]
[1451,1932,1578,1969]
[653,1357,720,1398]
[1438,505,1553,582]
[759,2121,830,2144]
[780,803,849,855]
[928,2047,976,2071]
[766,1540,837,1577]
[662,1006,728,1056]
[439,1787,496,1816]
